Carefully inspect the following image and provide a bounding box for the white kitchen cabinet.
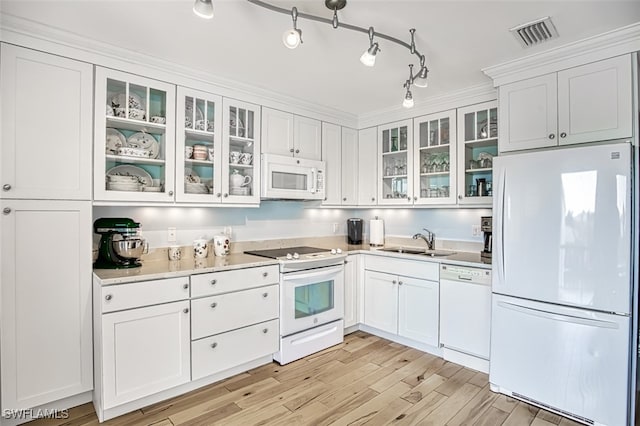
[321,122,342,205]
[343,254,358,328]
[357,127,378,206]
[499,54,632,152]
[261,107,321,160]
[222,98,261,204]
[1,200,92,410]
[341,127,358,205]
[456,101,497,207]
[175,86,224,203]
[94,67,176,203]
[413,110,457,206]
[398,277,439,346]
[0,44,92,200]
[101,300,191,409]
[363,271,398,334]
[377,120,414,205]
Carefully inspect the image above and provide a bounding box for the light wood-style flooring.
[29,331,583,426]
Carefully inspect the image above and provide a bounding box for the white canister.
[167,245,182,261]
[369,218,385,246]
[213,235,230,256]
[193,239,209,258]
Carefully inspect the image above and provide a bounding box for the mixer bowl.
[112,239,145,259]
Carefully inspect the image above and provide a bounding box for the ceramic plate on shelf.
[185,99,204,121]
[106,165,153,187]
[105,128,126,154]
[111,92,144,110]
[184,167,201,184]
[127,132,160,159]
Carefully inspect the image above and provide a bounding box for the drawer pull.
[183,308,189,314]
[105,294,113,301]
[3,208,11,215]
[398,281,403,285]
[392,280,396,285]
[262,272,268,278]
[262,292,268,298]
[210,302,218,308]
[183,284,189,290]
[262,328,268,334]
[211,342,218,349]
[560,132,567,138]
[210,279,217,285]
[2,184,11,191]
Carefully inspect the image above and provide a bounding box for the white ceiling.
[2,0,639,116]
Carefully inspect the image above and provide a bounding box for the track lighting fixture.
[194,0,430,108]
[192,0,214,19]
[282,7,303,49]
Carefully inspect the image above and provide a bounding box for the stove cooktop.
[244,246,328,259]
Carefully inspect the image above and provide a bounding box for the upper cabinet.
[175,86,223,203]
[413,110,457,206]
[322,124,358,206]
[262,107,321,160]
[357,128,378,206]
[1,44,93,200]
[498,54,632,152]
[456,101,497,206]
[94,67,176,203]
[341,127,359,205]
[377,120,413,206]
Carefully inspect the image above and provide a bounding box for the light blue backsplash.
[93,203,490,248]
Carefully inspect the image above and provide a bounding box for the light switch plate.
[472,225,481,237]
[168,227,177,242]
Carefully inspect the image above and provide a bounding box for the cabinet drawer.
[191,285,279,339]
[191,265,279,298]
[101,277,190,313]
[191,319,279,381]
[365,255,439,281]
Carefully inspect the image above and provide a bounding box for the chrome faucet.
[412,228,435,250]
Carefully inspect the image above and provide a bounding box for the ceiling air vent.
[510,17,559,48]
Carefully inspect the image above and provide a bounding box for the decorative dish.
[184,167,201,184]
[106,165,153,187]
[106,128,126,154]
[127,132,160,159]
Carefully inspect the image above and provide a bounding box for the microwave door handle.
[310,168,317,193]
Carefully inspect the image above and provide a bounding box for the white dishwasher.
[439,264,491,373]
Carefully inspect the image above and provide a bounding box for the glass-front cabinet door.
[94,68,175,202]
[456,101,497,206]
[221,99,260,204]
[413,110,457,205]
[377,120,413,205]
[176,87,223,203]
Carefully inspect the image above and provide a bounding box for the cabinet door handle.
[398,281,403,285]
[210,302,217,308]
[263,272,268,277]
[262,292,268,298]
[211,342,218,349]
[392,280,397,285]
[289,148,295,153]
[223,193,228,198]
[548,133,555,140]
[371,197,375,202]
[168,191,174,196]
[413,196,418,201]
[458,195,463,200]
[560,132,567,138]
[105,294,113,301]
[295,149,300,154]
[262,328,269,334]
[2,184,11,191]
[183,308,189,314]
[216,193,222,198]
[183,284,189,290]
[2,208,11,215]
[407,198,411,203]
[343,197,347,202]
[210,279,217,285]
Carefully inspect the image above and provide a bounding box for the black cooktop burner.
[244,246,328,259]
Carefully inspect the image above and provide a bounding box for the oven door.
[281,264,344,337]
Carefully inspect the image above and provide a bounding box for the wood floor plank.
[530,418,559,426]
[472,406,510,426]
[558,417,584,426]
[390,390,448,425]
[416,383,482,425]
[535,409,563,424]
[502,401,540,426]
[492,394,519,414]
[342,333,382,353]
[435,361,464,379]
[361,396,413,426]
[370,353,442,394]
[317,365,395,407]
[327,382,412,426]
[468,371,490,388]
[381,347,426,370]
[307,388,380,426]
[400,374,447,404]
[433,367,478,397]
[446,384,500,426]
[173,402,240,426]
[270,401,329,426]
[400,354,444,388]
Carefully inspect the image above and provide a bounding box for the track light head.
[193,0,214,19]
[360,42,379,67]
[283,7,303,49]
[414,66,429,88]
[402,89,414,108]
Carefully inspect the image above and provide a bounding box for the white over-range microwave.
[261,153,325,200]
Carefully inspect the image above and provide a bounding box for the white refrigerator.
[490,142,634,426]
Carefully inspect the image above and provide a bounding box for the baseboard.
[442,347,489,373]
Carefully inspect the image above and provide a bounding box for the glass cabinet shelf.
[185,129,214,139]
[106,117,166,133]
[185,159,213,166]
[105,154,165,166]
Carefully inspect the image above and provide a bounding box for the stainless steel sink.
[378,247,456,257]
[423,250,456,257]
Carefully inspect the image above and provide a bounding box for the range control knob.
[336,248,343,254]
[292,252,300,259]
[330,249,337,255]
[286,253,293,260]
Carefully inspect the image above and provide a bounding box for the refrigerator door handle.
[497,301,620,329]
[494,166,507,287]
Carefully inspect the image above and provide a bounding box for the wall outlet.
[332,223,339,234]
[167,227,177,242]
[223,226,232,238]
[472,225,481,237]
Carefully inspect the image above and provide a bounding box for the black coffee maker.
[481,216,492,263]
[347,218,363,245]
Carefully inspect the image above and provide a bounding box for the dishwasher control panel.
[440,264,491,285]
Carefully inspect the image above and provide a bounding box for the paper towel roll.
[369,219,384,246]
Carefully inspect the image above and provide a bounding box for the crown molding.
[0,12,358,128]
[357,82,496,129]
[482,22,640,87]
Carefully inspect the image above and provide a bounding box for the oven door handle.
[281,264,344,282]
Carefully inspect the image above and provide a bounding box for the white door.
[341,127,359,205]
[1,200,92,410]
[343,255,358,328]
[101,300,191,408]
[0,44,92,200]
[358,127,378,205]
[557,54,633,146]
[493,143,632,314]
[321,122,342,205]
[294,115,322,160]
[490,294,630,426]
[398,277,439,346]
[498,73,558,152]
[363,271,398,334]
[261,107,294,157]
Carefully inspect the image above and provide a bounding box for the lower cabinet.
[343,254,358,328]
[363,257,439,347]
[101,300,191,409]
